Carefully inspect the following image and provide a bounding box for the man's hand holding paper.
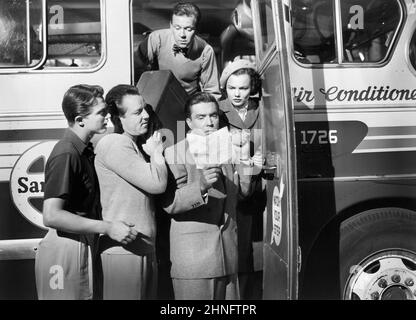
[187,127,233,168]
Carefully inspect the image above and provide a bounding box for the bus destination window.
[44,0,102,69]
[341,0,401,63]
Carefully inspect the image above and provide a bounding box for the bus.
[253,0,416,299]
[1,0,416,301]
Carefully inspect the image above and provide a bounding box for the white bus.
[2,0,416,300]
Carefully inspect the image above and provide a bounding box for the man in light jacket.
[162,92,254,300]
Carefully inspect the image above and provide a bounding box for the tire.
[340,207,416,300]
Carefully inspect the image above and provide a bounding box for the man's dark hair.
[185,92,218,119]
[105,84,141,133]
[172,2,201,25]
[62,84,104,125]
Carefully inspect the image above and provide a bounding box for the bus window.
[341,0,401,63]
[44,0,102,68]
[131,0,237,84]
[256,0,275,60]
[262,53,283,154]
[0,0,44,68]
[410,30,416,71]
[292,0,335,64]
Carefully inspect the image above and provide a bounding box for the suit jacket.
[162,138,252,279]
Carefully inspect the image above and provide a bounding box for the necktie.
[172,44,188,57]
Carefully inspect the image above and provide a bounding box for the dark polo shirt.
[44,129,101,221]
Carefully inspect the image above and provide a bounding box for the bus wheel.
[340,208,416,300]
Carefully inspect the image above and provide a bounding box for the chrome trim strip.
[334,0,343,64]
[298,173,416,183]
[0,239,41,260]
[365,135,416,140]
[353,146,416,153]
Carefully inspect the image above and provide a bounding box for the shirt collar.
[234,103,249,112]
[235,105,248,122]
[62,128,91,155]
[220,98,260,128]
[221,99,249,112]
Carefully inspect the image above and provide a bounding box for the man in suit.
[162,92,253,300]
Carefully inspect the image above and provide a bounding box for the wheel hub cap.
[344,250,416,300]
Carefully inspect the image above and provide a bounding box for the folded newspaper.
[187,127,234,168]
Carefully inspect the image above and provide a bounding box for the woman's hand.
[251,150,264,168]
[231,129,250,162]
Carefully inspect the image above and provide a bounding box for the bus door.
[251,0,299,299]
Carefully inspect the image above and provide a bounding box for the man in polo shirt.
[135,2,221,100]
[35,85,137,300]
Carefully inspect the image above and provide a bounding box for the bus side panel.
[0,127,67,299]
[0,260,38,300]
[0,128,66,240]
[0,183,47,240]
[298,178,416,299]
[263,244,288,299]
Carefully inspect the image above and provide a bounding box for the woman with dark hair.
[219,60,266,300]
[94,84,167,300]
[35,84,138,300]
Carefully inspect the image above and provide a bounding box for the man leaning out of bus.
[135,2,221,100]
